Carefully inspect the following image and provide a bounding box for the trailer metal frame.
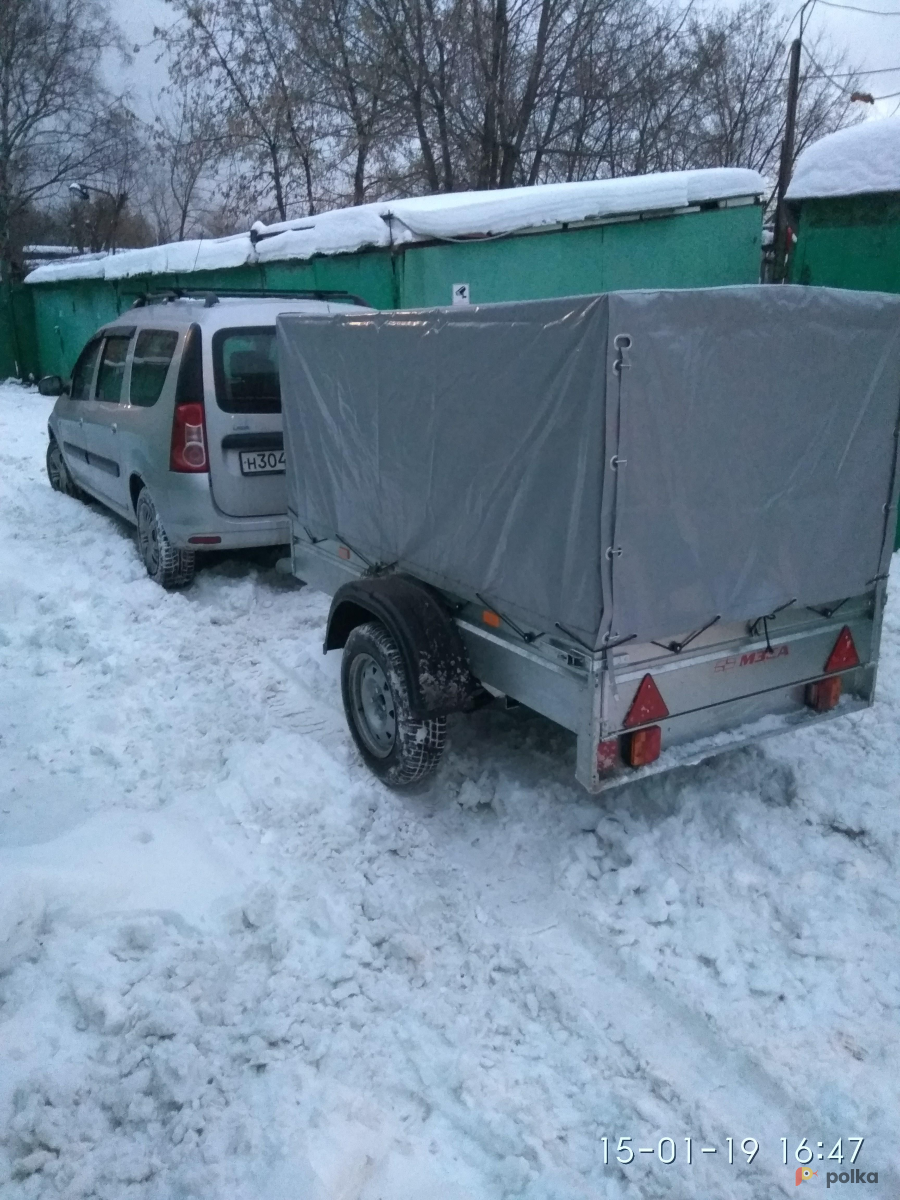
[290,531,882,792]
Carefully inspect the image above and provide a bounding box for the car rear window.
[130,329,179,407]
[212,327,280,414]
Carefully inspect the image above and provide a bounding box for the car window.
[70,339,101,401]
[95,335,131,403]
[129,329,179,407]
[212,327,281,414]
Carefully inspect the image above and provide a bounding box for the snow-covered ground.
[0,380,898,1199]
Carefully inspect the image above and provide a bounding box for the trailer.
[276,286,900,792]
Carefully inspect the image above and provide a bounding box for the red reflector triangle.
[624,673,669,728]
[824,626,860,674]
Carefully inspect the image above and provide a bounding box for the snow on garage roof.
[786,117,900,202]
[25,167,764,285]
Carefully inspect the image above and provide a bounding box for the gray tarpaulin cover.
[278,286,900,650]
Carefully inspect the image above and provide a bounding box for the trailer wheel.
[341,621,446,787]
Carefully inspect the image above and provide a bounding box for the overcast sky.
[116,0,900,134]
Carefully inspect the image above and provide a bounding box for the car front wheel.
[135,488,196,589]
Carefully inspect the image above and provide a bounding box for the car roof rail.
[130,287,369,309]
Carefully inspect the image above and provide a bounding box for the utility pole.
[773,35,803,282]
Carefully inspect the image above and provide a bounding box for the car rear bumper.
[154,472,290,549]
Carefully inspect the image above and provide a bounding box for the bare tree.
[289,0,394,206]
[361,0,463,193]
[149,82,223,241]
[66,104,158,252]
[685,1,860,183]
[0,0,128,278]
[161,0,327,219]
[153,0,864,225]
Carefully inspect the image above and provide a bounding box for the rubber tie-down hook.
[612,333,632,376]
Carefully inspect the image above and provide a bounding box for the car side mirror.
[37,375,66,397]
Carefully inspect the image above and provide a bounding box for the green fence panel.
[32,279,123,379]
[791,196,900,293]
[399,203,762,308]
[29,248,399,380]
[791,192,900,547]
[0,282,39,380]
[26,196,763,393]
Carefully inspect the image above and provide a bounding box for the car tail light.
[806,676,842,712]
[170,402,208,472]
[170,322,208,473]
[623,673,669,728]
[626,725,662,768]
[824,625,860,674]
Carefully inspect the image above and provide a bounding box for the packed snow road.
[0,381,898,1199]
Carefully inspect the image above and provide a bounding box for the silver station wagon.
[41,290,368,587]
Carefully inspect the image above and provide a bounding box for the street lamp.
[67,182,128,252]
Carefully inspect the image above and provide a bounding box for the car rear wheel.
[46,439,84,500]
[341,621,446,788]
[135,488,196,589]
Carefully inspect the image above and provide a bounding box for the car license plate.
[239,449,285,475]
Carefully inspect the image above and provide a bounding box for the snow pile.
[1,379,898,1198]
[787,116,900,201]
[382,167,762,240]
[25,167,764,286]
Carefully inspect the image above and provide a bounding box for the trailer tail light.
[806,675,842,713]
[626,725,662,768]
[170,402,208,472]
[824,625,859,674]
[623,673,669,728]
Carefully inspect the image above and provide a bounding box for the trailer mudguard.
[325,575,479,717]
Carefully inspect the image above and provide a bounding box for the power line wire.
[785,63,900,79]
[804,44,859,93]
[805,44,900,99]
[824,63,900,75]
[815,0,900,13]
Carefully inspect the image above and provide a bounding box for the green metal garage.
[787,117,900,546]
[24,168,764,379]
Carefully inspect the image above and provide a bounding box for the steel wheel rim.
[349,652,397,759]
[138,499,160,574]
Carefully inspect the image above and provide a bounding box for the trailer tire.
[341,621,446,788]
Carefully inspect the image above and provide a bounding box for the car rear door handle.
[111,423,117,433]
